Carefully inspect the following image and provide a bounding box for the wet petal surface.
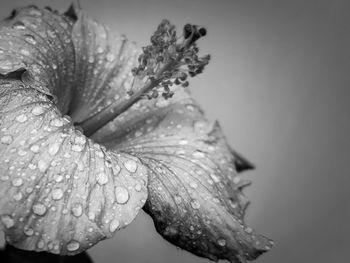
[68,12,139,124]
[0,4,271,261]
[0,80,148,255]
[95,88,273,262]
[0,5,148,255]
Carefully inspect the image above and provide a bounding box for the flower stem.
[78,77,161,137]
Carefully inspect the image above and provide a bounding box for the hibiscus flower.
[0,3,272,263]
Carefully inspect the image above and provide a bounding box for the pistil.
[78,20,210,137]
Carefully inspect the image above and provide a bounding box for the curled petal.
[96,88,273,262]
[0,5,76,112]
[0,5,148,255]
[0,79,148,255]
[68,10,139,124]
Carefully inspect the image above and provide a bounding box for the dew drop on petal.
[31,105,45,115]
[71,145,83,152]
[12,178,23,187]
[71,203,83,217]
[134,183,142,192]
[233,177,240,184]
[30,144,40,153]
[109,219,120,233]
[191,200,201,209]
[124,160,137,173]
[1,135,13,144]
[189,182,198,189]
[174,195,182,204]
[96,172,108,185]
[66,240,80,252]
[106,53,115,62]
[1,215,14,228]
[25,34,36,45]
[20,49,30,56]
[13,21,26,30]
[50,118,64,127]
[54,175,63,183]
[74,136,86,145]
[37,239,45,249]
[38,160,48,172]
[52,188,64,200]
[15,114,28,123]
[179,139,188,145]
[48,143,60,155]
[217,238,226,247]
[24,227,34,236]
[13,192,23,201]
[245,227,253,234]
[115,186,130,204]
[32,203,47,216]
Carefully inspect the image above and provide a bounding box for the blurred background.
[1,0,350,262]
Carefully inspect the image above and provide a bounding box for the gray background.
[0,0,349,263]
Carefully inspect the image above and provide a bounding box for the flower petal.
[0,65,147,254]
[0,5,76,112]
[68,10,139,125]
[95,88,272,262]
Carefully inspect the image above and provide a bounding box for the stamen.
[79,20,210,137]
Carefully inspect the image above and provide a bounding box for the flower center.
[76,20,210,137]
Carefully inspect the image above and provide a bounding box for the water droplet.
[179,139,188,145]
[24,34,36,45]
[50,118,64,127]
[20,49,30,56]
[245,227,253,234]
[72,145,83,152]
[124,160,137,173]
[217,238,226,246]
[191,200,200,209]
[1,175,9,181]
[109,219,120,233]
[32,203,47,215]
[16,114,28,123]
[31,105,45,115]
[38,160,48,172]
[115,186,130,204]
[71,203,83,217]
[233,177,240,184]
[28,8,42,17]
[134,183,142,192]
[13,21,26,30]
[74,136,86,145]
[192,151,205,158]
[106,53,115,62]
[189,182,198,189]
[96,172,108,185]
[1,215,14,228]
[52,175,63,184]
[97,46,104,54]
[12,178,23,187]
[13,192,23,201]
[17,149,27,156]
[211,174,220,183]
[52,188,63,200]
[66,240,80,252]
[37,239,45,249]
[1,135,13,144]
[48,143,60,155]
[30,144,40,153]
[174,195,182,204]
[24,227,34,236]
